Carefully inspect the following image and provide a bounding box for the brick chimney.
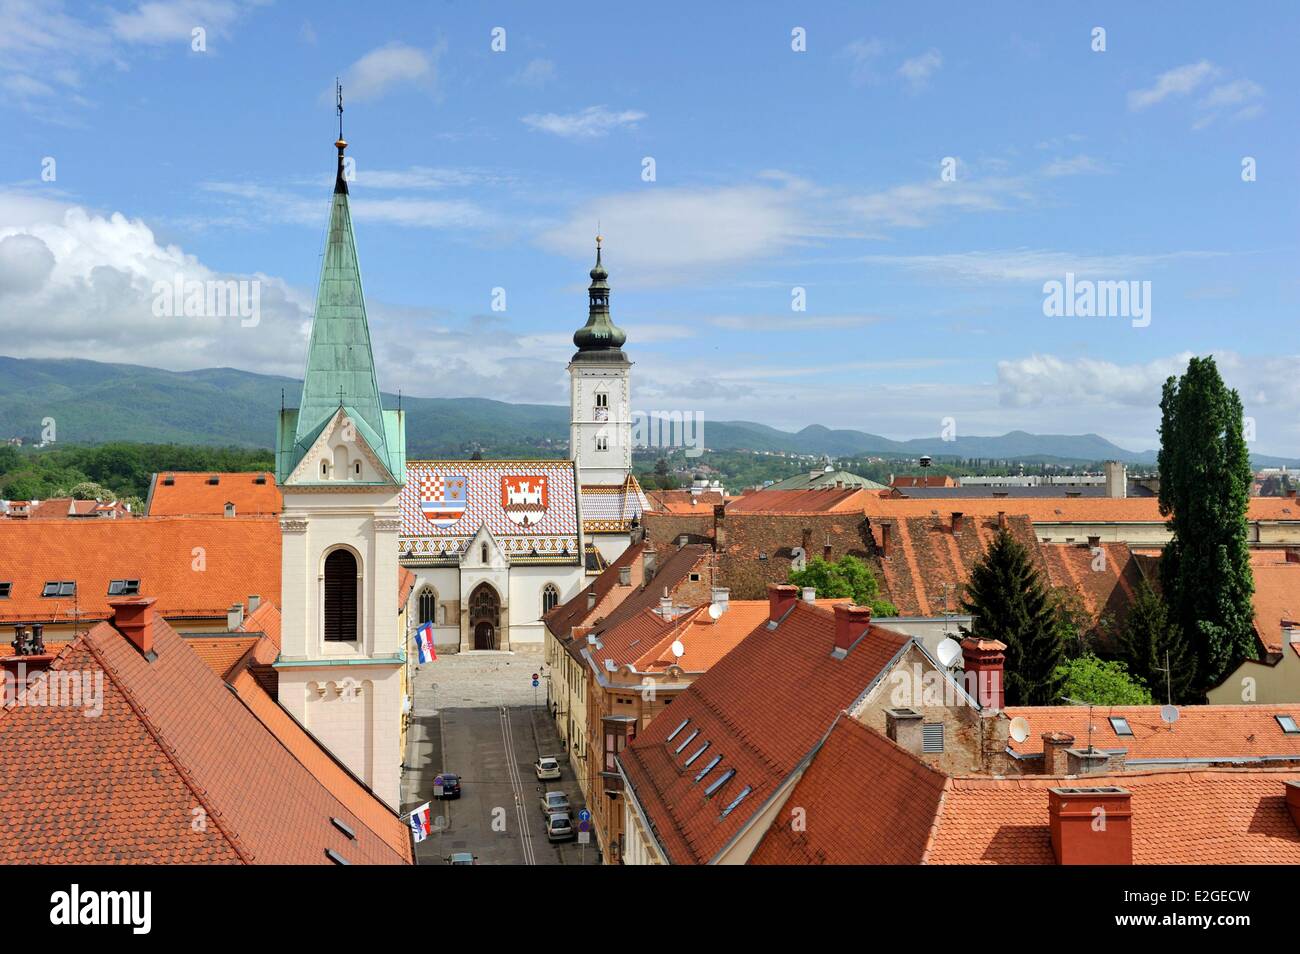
[1286,781,1300,831]
[832,603,872,658]
[879,522,892,557]
[960,637,1006,711]
[767,583,798,624]
[1087,535,1101,549]
[1048,786,1133,865]
[643,547,658,581]
[1042,732,1076,775]
[2,623,55,675]
[109,596,158,660]
[951,511,964,534]
[997,511,1007,529]
[713,504,727,549]
[885,707,924,755]
[1067,747,1114,776]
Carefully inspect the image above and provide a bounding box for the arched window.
[320,459,329,478]
[323,549,358,642]
[481,542,489,563]
[542,583,560,615]
[418,586,437,626]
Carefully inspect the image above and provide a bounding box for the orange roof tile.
[860,495,1300,523]
[619,600,911,864]
[184,635,260,679]
[0,615,409,864]
[724,487,871,514]
[147,472,281,517]
[1039,541,1142,631]
[1249,557,1300,655]
[0,516,280,624]
[1004,704,1300,762]
[751,717,1300,865]
[645,490,729,514]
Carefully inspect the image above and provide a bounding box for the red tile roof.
[184,635,260,679]
[544,541,647,638]
[147,472,281,517]
[860,495,1300,523]
[645,490,729,514]
[0,516,280,625]
[1249,557,1300,656]
[619,599,911,864]
[1004,704,1300,762]
[724,488,870,514]
[1039,541,1143,632]
[0,614,410,864]
[751,717,1300,865]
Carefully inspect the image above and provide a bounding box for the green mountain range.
[3,355,1295,467]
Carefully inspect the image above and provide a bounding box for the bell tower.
[274,91,407,809]
[569,237,632,487]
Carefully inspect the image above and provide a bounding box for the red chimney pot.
[832,603,873,655]
[767,583,799,624]
[1048,787,1133,865]
[109,596,158,658]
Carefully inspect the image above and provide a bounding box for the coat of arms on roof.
[420,474,467,528]
[502,475,548,526]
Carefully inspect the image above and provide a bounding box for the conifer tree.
[960,528,1064,705]
[1116,580,1196,703]
[1157,356,1255,692]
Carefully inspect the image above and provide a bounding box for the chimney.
[643,548,658,582]
[586,588,597,611]
[1041,732,1076,775]
[658,591,674,618]
[713,504,727,549]
[1285,781,1300,832]
[227,602,244,631]
[951,512,964,534]
[822,534,832,561]
[801,587,816,603]
[1103,460,1127,499]
[767,583,798,624]
[572,624,595,642]
[109,597,158,660]
[1066,747,1113,776]
[1048,787,1133,865]
[3,624,55,675]
[832,603,872,658]
[1087,535,1101,549]
[618,566,632,586]
[710,587,729,612]
[960,637,1006,712]
[879,522,892,557]
[997,511,1007,529]
[1287,549,1300,564]
[248,594,261,613]
[885,707,924,755]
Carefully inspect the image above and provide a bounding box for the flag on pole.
[416,621,436,664]
[409,802,432,843]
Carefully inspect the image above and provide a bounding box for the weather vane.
[336,78,344,140]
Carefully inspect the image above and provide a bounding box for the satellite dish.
[671,640,685,659]
[708,602,724,620]
[1009,717,1031,744]
[935,638,962,669]
[1160,705,1180,724]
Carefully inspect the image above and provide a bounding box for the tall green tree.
[789,555,897,616]
[960,528,1064,705]
[1116,580,1197,703]
[1157,356,1255,692]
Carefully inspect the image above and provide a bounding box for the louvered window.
[922,722,944,753]
[324,549,358,642]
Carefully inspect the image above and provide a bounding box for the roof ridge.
[79,625,254,864]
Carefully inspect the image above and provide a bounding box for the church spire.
[279,101,399,483]
[334,78,348,195]
[572,235,628,361]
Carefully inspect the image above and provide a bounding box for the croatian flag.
[416,621,436,664]
[409,802,433,843]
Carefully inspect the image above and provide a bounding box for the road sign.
[579,820,590,832]
[434,774,444,797]
[578,830,590,845]
[532,678,539,687]
[578,808,591,823]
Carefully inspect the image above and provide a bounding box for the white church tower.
[274,111,406,809]
[569,237,632,487]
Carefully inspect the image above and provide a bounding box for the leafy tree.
[654,457,670,478]
[960,528,1064,706]
[1157,356,1255,691]
[60,481,114,501]
[1054,653,1154,706]
[789,555,897,616]
[1116,580,1196,703]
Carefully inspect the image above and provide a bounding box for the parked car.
[539,791,571,816]
[546,812,575,842]
[534,756,562,781]
[435,773,461,799]
[445,852,477,865]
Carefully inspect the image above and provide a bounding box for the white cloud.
[862,248,1224,283]
[342,41,442,102]
[1128,60,1220,110]
[841,38,884,87]
[109,0,245,44]
[1040,155,1108,177]
[997,353,1194,408]
[848,178,1023,230]
[521,106,646,139]
[898,49,942,90]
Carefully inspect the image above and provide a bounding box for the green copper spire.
[276,105,405,484]
[572,236,628,362]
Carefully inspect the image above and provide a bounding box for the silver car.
[534,756,562,781]
[539,790,571,816]
[546,812,575,842]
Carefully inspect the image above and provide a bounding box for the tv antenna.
[1061,695,1097,752]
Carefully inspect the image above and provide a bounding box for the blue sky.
[1,0,1297,454]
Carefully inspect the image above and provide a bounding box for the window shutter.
[324,550,358,642]
[922,722,944,753]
